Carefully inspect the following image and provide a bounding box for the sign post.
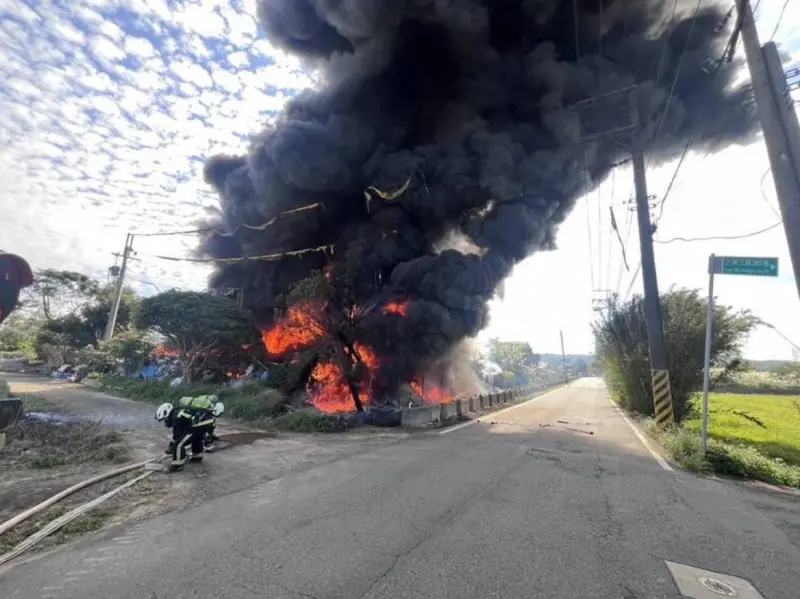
[702,255,779,451]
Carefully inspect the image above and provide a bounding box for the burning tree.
[197,1,757,413]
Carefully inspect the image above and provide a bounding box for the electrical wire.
[133,202,326,238]
[760,167,782,218]
[649,0,704,165]
[624,260,642,300]
[767,0,792,41]
[613,1,712,295]
[138,243,335,264]
[583,159,596,291]
[652,3,741,226]
[653,221,782,244]
[759,319,800,353]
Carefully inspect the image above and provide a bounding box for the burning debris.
[200,0,756,413]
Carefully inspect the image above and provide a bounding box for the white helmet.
[212,402,225,417]
[156,403,173,421]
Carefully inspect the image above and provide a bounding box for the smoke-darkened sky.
[1,0,798,360]
[200,0,763,387]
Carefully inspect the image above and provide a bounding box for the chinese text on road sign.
[716,257,778,277]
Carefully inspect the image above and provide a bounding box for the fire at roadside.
[198,1,758,414]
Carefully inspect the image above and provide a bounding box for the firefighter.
[178,395,221,448]
[155,400,217,471]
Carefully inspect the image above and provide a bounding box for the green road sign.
[719,256,778,277]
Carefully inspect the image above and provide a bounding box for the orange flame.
[152,343,180,358]
[262,297,453,415]
[263,301,325,357]
[309,343,380,413]
[383,300,409,316]
[411,378,454,405]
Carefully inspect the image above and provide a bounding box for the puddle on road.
[25,411,87,425]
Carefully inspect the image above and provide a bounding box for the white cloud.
[50,18,87,46]
[125,35,157,58]
[170,58,214,88]
[90,35,126,62]
[227,51,249,68]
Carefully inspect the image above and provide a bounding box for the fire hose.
[0,457,162,567]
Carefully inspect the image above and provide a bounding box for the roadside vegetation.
[0,505,112,555]
[643,394,800,489]
[595,289,800,489]
[1,395,128,469]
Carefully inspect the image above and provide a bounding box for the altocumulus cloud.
[0,0,315,293]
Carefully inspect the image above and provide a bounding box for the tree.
[23,269,101,320]
[32,284,139,363]
[134,290,261,383]
[0,310,43,358]
[488,339,538,375]
[102,328,155,375]
[593,289,756,422]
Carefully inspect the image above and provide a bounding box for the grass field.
[683,393,800,466]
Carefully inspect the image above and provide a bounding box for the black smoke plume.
[200,0,756,397]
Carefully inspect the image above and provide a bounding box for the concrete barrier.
[399,377,580,429]
[401,405,441,428]
[456,399,467,418]
[440,401,459,422]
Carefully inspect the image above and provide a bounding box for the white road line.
[438,385,569,435]
[608,398,674,472]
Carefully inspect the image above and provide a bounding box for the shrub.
[644,420,800,489]
[225,389,289,421]
[272,410,346,433]
[594,289,755,422]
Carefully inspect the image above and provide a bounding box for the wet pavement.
[2,373,159,430]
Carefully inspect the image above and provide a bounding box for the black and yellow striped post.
[651,369,674,428]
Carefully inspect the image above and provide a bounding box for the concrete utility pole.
[737,0,800,301]
[560,330,568,385]
[104,233,133,342]
[630,93,674,427]
[566,84,675,425]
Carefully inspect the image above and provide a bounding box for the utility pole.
[566,85,674,425]
[630,92,674,428]
[104,233,133,342]
[737,0,800,302]
[559,331,568,385]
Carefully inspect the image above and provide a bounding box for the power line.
[138,243,335,264]
[759,319,800,352]
[133,202,326,238]
[760,166,782,218]
[649,0,704,163]
[613,2,718,295]
[653,221,782,244]
[609,205,630,272]
[767,0,792,41]
[652,4,741,225]
[624,260,642,300]
[583,158,596,290]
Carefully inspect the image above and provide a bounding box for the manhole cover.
[699,577,738,597]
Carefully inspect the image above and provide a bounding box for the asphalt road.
[2,379,798,598]
[4,373,158,429]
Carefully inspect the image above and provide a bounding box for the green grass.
[0,506,111,554]
[271,410,347,433]
[2,414,128,468]
[683,393,800,466]
[641,392,800,489]
[100,376,297,423]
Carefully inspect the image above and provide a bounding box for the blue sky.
[1,0,799,359]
